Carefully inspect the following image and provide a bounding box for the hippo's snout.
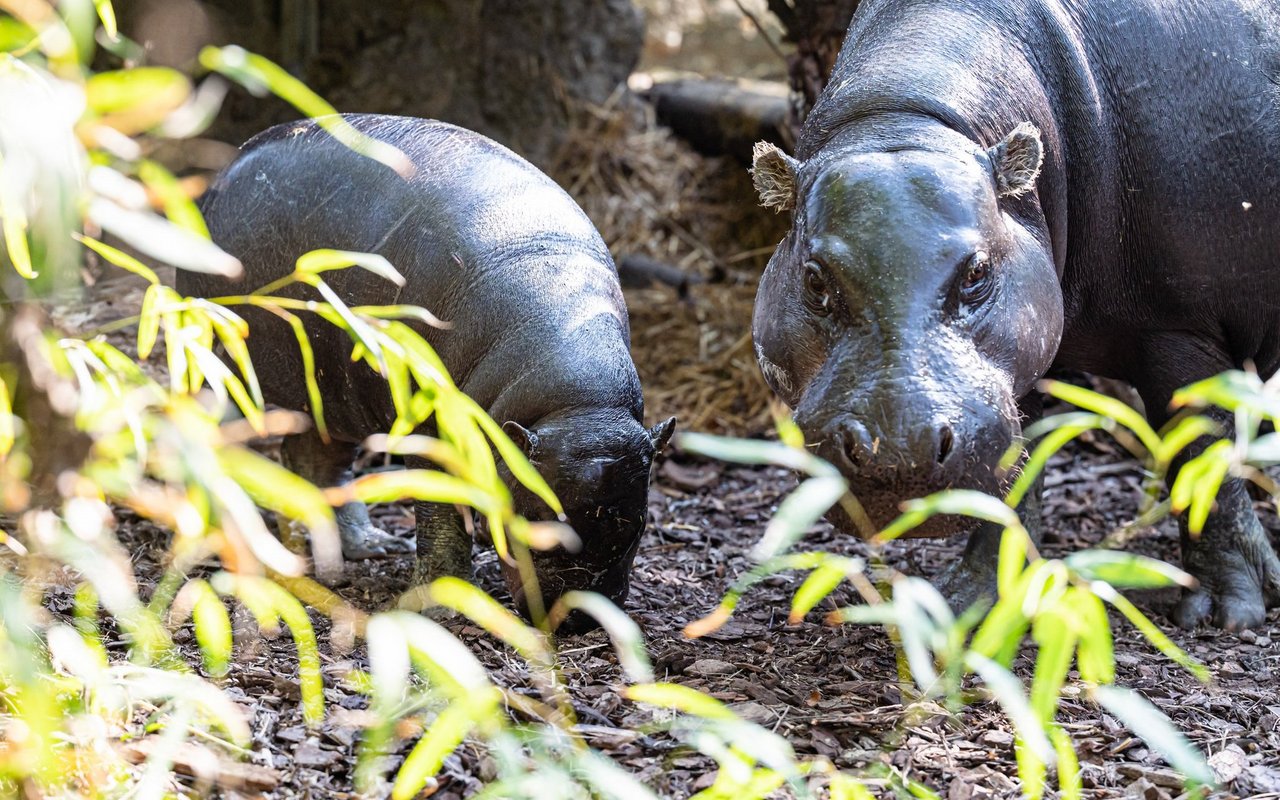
[837,416,967,475]
[816,403,1018,538]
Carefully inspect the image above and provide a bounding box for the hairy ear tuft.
[648,417,676,453]
[988,122,1044,198]
[751,141,800,212]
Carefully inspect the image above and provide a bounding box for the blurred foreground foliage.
[0,1,1248,799]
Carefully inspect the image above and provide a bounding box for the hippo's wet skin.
[750,0,1280,629]
[181,115,675,629]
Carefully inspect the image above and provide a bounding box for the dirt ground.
[60,271,1280,800]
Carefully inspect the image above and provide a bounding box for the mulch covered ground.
[99,405,1280,799]
[67,270,1280,799]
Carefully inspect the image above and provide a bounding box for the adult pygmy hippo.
[750,0,1280,629]
[181,114,675,627]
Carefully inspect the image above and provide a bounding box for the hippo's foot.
[335,502,413,560]
[1173,483,1280,631]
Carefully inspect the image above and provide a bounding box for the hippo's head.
[750,124,1062,537]
[498,410,675,630]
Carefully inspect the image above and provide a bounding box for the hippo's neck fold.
[802,0,1111,278]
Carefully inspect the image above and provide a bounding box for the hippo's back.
[181,115,637,440]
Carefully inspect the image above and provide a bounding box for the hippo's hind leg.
[280,428,413,559]
[406,455,474,588]
[1134,334,1280,631]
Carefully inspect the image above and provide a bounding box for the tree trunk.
[766,0,859,133]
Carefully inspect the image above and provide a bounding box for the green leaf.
[1064,550,1195,590]
[216,446,341,574]
[1072,588,1114,685]
[428,577,550,664]
[1006,414,1110,507]
[1092,685,1214,787]
[381,611,491,694]
[965,652,1054,764]
[970,585,1032,666]
[626,683,738,721]
[198,46,412,176]
[84,67,191,133]
[93,0,117,38]
[789,557,860,624]
[1180,441,1232,534]
[75,233,159,284]
[571,748,663,800]
[275,309,329,441]
[391,691,498,800]
[1171,370,1278,419]
[1041,379,1161,456]
[300,274,386,369]
[213,575,325,725]
[0,153,34,279]
[1091,584,1209,682]
[88,198,241,276]
[187,580,232,677]
[998,525,1030,598]
[678,432,839,477]
[295,248,404,286]
[556,591,653,683]
[1017,733,1048,800]
[1029,606,1076,723]
[1153,415,1220,468]
[1051,724,1082,800]
[138,160,208,238]
[344,469,500,516]
[881,490,1023,542]
[751,475,847,560]
[464,394,562,516]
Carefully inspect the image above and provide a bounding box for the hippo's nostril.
[936,423,954,465]
[841,420,874,470]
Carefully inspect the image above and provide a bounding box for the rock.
[275,725,306,743]
[293,738,339,769]
[1209,744,1248,784]
[727,701,775,725]
[685,659,738,677]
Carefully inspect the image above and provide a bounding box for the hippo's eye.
[803,261,832,315]
[960,251,993,303]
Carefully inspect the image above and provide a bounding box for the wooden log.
[644,78,794,163]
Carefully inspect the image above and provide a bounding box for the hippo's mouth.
[829,462,1022,540]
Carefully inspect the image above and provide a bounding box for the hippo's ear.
[648,417,676,453]
[751,141,800,212]
[988,122,1044,198]
[502,421,539,456]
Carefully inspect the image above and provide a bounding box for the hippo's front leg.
[935,392,1046,613]
[280,428,413,560]
[936,474,1045,614]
